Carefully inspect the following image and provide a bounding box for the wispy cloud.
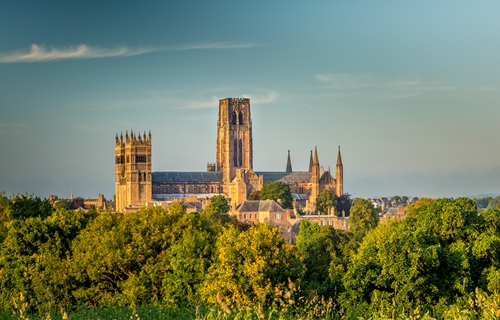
[476,86,496,92]
[314,73,454,99]
[0,123,25,136]
[0,44,153,63]
[242,89,279,104]
[77,87,278,111]
[176,42,257,50]
[0,42,258,63]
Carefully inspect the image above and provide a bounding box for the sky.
[1,1,500,200]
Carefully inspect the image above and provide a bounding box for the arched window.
[233,139,238,166]
[232,112,237,125]
[238,139,243,167]
[239,112,243,125]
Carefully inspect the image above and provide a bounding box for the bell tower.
[115,130,152,212]
[216,98,253,185]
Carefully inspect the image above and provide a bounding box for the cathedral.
[115,98,343,213]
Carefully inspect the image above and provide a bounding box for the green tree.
[390,195,401,203]
[316,189,337,215]
[259,181,293,209]
[335,193,352,216]
[202,195,230,224]
[348,198,379,243]
[201,223,303,309]
[296,220,343,297]
[340,197,498,318]
[401,195,409,205]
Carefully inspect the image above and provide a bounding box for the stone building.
[115,98,344,213]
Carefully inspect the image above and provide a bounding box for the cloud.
[0,123,25,136]
[242,89,279,104]
[80,87,278,111]
[476,86,496,92]
[314,73,454,99]
[0,42,258,63]
[176,42,258,50]
[0,44,154,63]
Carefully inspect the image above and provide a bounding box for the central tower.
[216,98,253,184]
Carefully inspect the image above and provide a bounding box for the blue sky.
[1,1,500,199]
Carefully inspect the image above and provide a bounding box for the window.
[320,220,323,226]
[275,213,281,220]
[232,112,237,125]
[239,112,243,125]
[287,226,290,233]
[243,214,247,220]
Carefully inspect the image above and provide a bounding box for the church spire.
[313,146,319,165]
[308,150,313,172]
[336,145,343,197]
[337,145,343,166]
[286,150,292,172]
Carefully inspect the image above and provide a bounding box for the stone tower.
[336,146,343,197]
[216,98,253,185]
[115,130,152,212]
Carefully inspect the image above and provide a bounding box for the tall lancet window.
[232,112,237,125]
[239,112,243,125]
[238,139,243,167]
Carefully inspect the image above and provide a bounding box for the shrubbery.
[1,194,500,319]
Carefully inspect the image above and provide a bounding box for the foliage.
[248,189,260,200]
[341,197,500,318]
[335,193,351,217]
[202,195,231,224]
[347,198,379,243]
[4,191,500,318]
[315,189,337,215]
[259,181,294,209]
[296,220,345,298]
[200,223,304,310]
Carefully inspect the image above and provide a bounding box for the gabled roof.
[236,200,286,212]
[152,172,222,183]
[254,172,312,183]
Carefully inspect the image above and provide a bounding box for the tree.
[347,198,379,243]
[203,195,231,224]
[248,189,260,200]
[335,193,352,217]
[390,195,401,203]
[259,181,293,209]
[341,197,496,319]
[201,223,303,309]
[296,220,342,296]
[401,195,409,205]
[316,189,337,215]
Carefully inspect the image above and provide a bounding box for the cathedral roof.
[152,172,222,183]
[255,172,312,183]
[236,200,286,212]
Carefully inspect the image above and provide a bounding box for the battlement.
[229,98,250,102]
[207,162,216,172]
[115,130,152,146]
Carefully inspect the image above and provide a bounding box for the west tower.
[115,130,152,212]
[216,98,253,185]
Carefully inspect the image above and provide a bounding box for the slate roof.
[292,193,309,200]
[254,172,312,183]
[152,172,222,183]
[236,200,286,212]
